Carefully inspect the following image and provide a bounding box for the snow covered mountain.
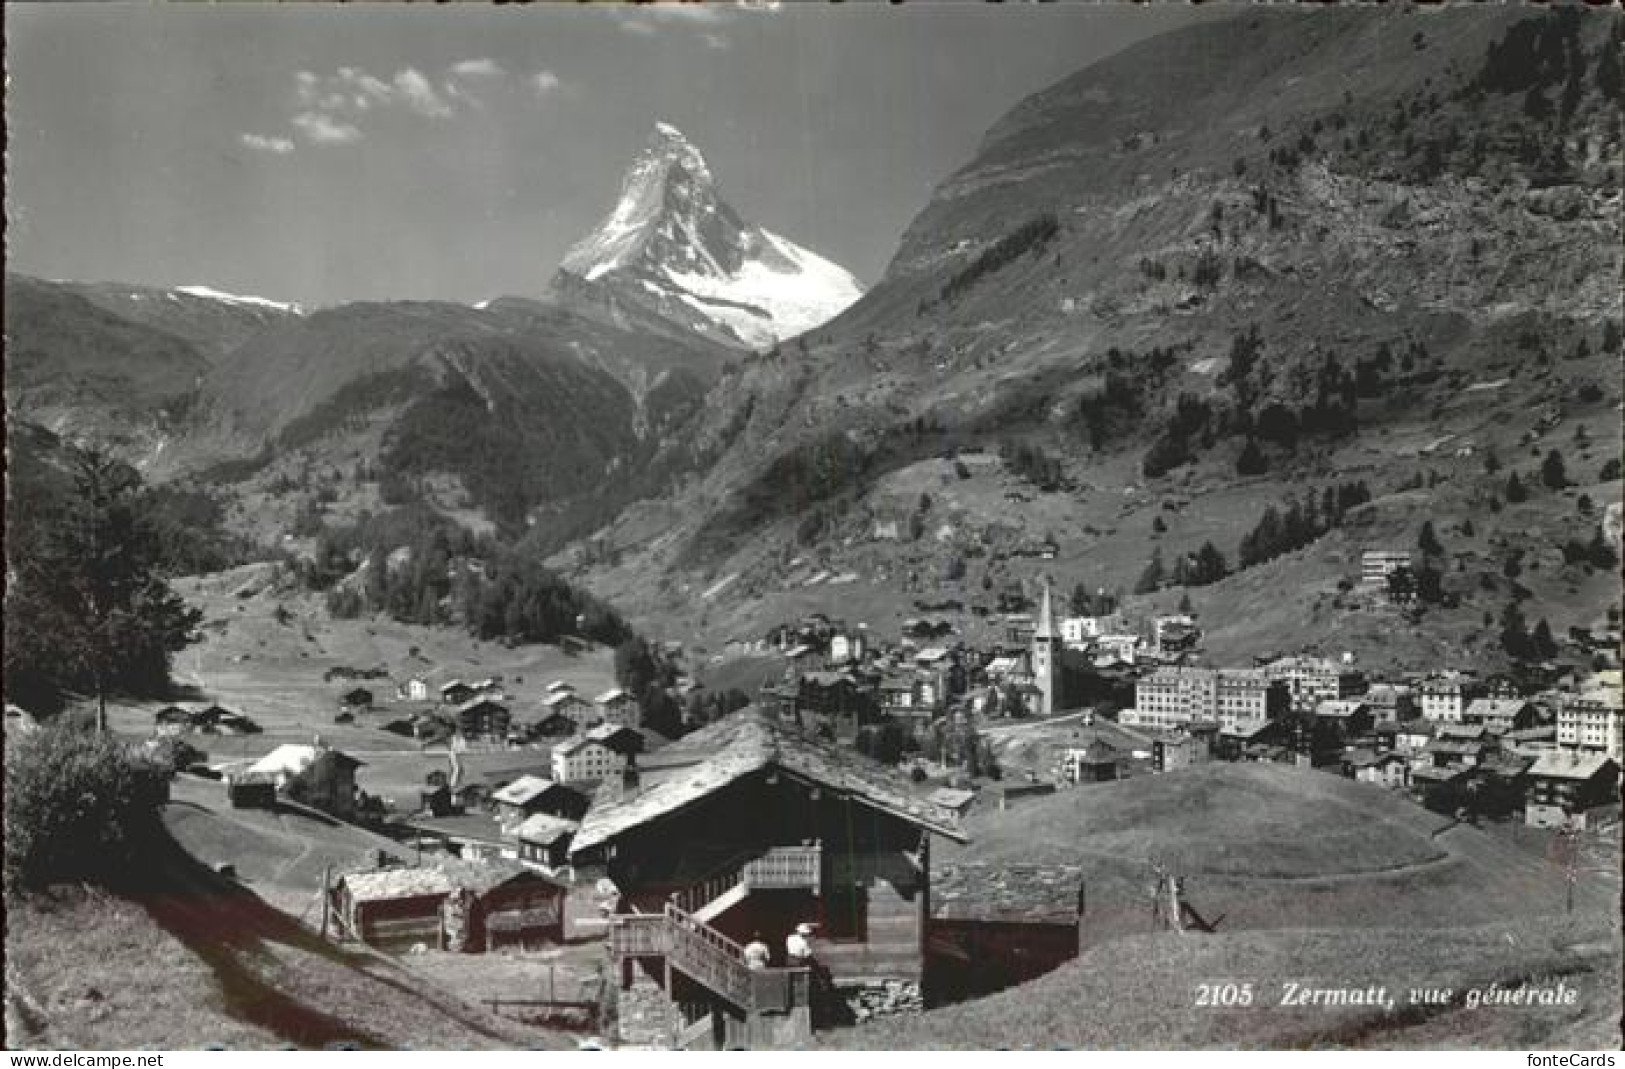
[551,123,863,350]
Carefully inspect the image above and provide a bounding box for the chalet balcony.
[742,845,821,893]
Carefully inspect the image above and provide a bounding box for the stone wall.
[837,979,923,1024]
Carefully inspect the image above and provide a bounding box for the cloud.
[530,70,562,97]
[449,57,506,79]
[703,32,730,50]
[619,20,658,37]
[292,111,363,145]
[391,68,455,119]
[240,133,295,154]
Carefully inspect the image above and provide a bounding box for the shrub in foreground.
[4,720,170,893]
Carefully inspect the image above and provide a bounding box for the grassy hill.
[816,918,1620,1049]
[942,763,1608,938]
[4,834,570,1050]
[818,761,1621,1049]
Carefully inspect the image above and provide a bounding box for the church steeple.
[1036,580,1057,641]
[1032,579,1060,716]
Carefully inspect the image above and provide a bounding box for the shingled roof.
[571,708,967,854]
[932,863,1085,924]
[339,858,560,903]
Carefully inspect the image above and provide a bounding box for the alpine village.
[5,4,1623,1052]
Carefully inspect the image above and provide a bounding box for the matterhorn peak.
[552,124,862,350]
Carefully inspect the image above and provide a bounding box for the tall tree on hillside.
[4,450,202,730]
[1418,520,1444,559]
[1134,548,1166,595]
[1541,449,1568,489]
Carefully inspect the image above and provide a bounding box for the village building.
[1263,656,1365,712]
[927,863,1085,1005]
[153,705,194,736]
[454,697,511,741]
[1345,750,1410,789]
[397,677,430,702]
[595,687,640,727]
[543,688,598,732]
[1523,751,1621,830]
[552,733,625,785]
[194,704,260,735]
[1056,743,1121,785]
[525,710,579,739]
[926,786,977,819]
[828,628,868,665]
[512,813,580,875]
[1419,671,1481,724]
[339,687,374,712]
[245,741,364,818]
[491,774,590,827]
[1125,666,1215,731]
[1360,549,1414,591]
[1312,699,1374,741]
[573,709,968,1049]
[1059,614,1122,648]
[1150,731,1209,773]
[1090,634,1140,666]
[1464,698,1538,736]
[1557,686,1624,759]
[332,858,567,953]
[440,680,477,706]
[1363,683,1415,721]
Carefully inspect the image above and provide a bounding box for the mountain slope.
[549,123,864,350]
[565,6,1623,672]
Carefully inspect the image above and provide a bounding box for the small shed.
[334,859,567,953]
[928,863,1086,1004]
[227,772,278,809]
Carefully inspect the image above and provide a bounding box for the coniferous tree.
[4,450,202,729]
[1541,449,1568,489]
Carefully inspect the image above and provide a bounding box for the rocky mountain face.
[549,123,864,351]
[5,274,732,549]
[565,6,1623,674]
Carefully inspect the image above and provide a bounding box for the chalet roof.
[513,813,579,846]
[594,687,630,704]
[927,787,977,812]
[554,735,610,758]
[455,696,508,714]
[440,680,470,694]
[547,680,575,693]
[1347,749,1405,768]
[1425,738,1487,757]
[492,774,561,807]
[932,863,1083,925]
[248,744,363,778]
[571,708,967,855]
[1393,721,1436,738]
[1465,698,1531,720]
[1571,687,1624,711]
[1528,751,1617,781]
[339,859,559,903]
[543,691,590,709]
[1314,700,1367,719]
[914,647,951,664]
[585,723,643,752]
[1436,722,1487,742]
[1220,719,1273,740]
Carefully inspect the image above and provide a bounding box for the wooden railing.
[743,845,821,892]
[609,911,668,957]
[608,903,811,1016]
[664,901,754,1006]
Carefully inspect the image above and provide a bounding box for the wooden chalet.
[153,705,193,736]
[513,813,580,874]
[927,863,1085,1004]
[455,697,511,741]
[571,708,966,1049]
[333,859,567,953]
[491,774,590,826]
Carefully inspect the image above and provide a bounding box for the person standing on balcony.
[743,931,771,970]
[785,922,815,965]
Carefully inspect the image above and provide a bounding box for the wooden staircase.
[609,845,822,1047]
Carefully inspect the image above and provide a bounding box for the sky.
[5,2,1212,308]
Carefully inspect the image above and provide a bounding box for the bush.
[4,721,170,892]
